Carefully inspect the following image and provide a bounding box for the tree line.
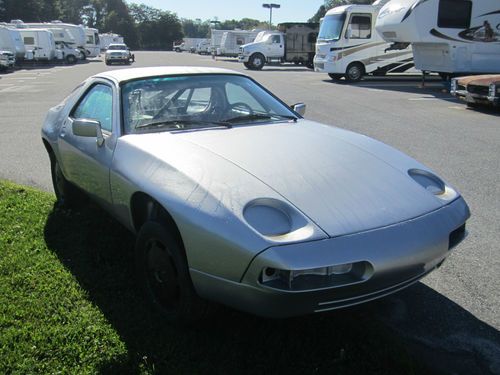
[0,0,371,49]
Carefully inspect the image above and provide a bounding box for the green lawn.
[0,180,431,374]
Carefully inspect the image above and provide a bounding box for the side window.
[347,15,372,39]
[272,35,281,44]
[438,0,471,29]
[72,84,113,132]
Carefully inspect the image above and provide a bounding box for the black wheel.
[243,61,251,69]
[66,54,77,64]
[80,51,87,61]
[345,62,364,82]
[105,60,110,65]
[249,53,265,70]
[50,157,79,207]
[135,221,206,321]
[328,73,343,81]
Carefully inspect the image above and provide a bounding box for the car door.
[57,80,116,206]
[268,34,284,58]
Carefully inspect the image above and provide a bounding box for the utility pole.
[262,3,280,30]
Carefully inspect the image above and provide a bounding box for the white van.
[375,0,500,76]
[18,29,56,60]
[0,25,26,60]
[314,1,415,81]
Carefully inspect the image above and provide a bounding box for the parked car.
[41,67,470,320]
[451,74,500,108]
[105,43,133,65]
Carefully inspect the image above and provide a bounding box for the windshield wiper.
[135,119,232,130]
[223,114,297,123]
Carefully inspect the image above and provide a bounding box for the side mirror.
[292,103,306,116]
[72,118,105,146]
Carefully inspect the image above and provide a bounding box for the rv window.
[347,15,372,39]
[24,37,35,45]
[236,37,245,45]
[438,0,471,29]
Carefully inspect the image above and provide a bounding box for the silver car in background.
[41,67,470,319]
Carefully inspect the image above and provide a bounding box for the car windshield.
[318,13,346,41]
[121,74,298,134]
[108,45,127,50]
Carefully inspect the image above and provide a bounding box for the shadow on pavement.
[43,202,499,374]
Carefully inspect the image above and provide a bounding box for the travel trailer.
[85,28,100,57]
[314,0,415,82]
[11,20,88,58]
[210,29,228,54]
[0,25,25,60]
[375,0,500,76]
[18,29,56,60]
[220,30,260,57]
[239,23,319,70]
[99,33,124,51]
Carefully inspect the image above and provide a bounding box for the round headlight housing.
[408,169,446,195]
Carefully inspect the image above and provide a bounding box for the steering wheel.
[226,102,254,117]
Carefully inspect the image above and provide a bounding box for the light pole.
[262,3,280,30]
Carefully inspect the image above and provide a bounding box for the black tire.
[249,53,265,70]
[65,54,77,64]
[80,51,87,61]
[438,72,450,81]
[345,62,364,82]
[328,73,343,81]
[135,221,207,321]
[306,61,314,69]
[50,157,79,207]
[105,61,110,66]
[243,61,251,69]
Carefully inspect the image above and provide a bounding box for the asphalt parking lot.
[0,51,499,374]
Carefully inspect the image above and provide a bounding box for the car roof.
[94,66,245,83]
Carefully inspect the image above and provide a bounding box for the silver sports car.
[41,67,470,319]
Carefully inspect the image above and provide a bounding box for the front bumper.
[106,55,129,63]
[452,89,499,106]
[238,54,250,63]
[191,197,470,318]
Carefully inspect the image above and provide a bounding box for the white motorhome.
[85,28,100,57]
[314,0,415,81]
[99,33,124,51]
[375,0,500,76]
[11,20,88,58]
[220,30,260,57]
[18,28,56,60]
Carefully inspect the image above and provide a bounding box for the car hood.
[458,74,500,86]
[128,120,449,237]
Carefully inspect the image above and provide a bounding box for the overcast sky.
[129,1,325,24]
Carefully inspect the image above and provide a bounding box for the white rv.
[211,29,228,55]
[314,0,415,81]
[11,20,88,58]
[85,28,100,57]
[99,33,124,51]
[0,25,26,60]
[18,29,56,60]
[220,30,260,57]
[375,0,500,76]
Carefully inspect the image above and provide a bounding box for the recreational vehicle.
[375,0,500,76]
[18,29,56,60]
[211,29,228,55]
[99,33,124,51]
[11,20,88,58]
[0,25,25,60]
[173,38,208,52]
[220,30,260,57]
[85,28,100,57]
[314,0,415,82]
[239,23,319,70]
